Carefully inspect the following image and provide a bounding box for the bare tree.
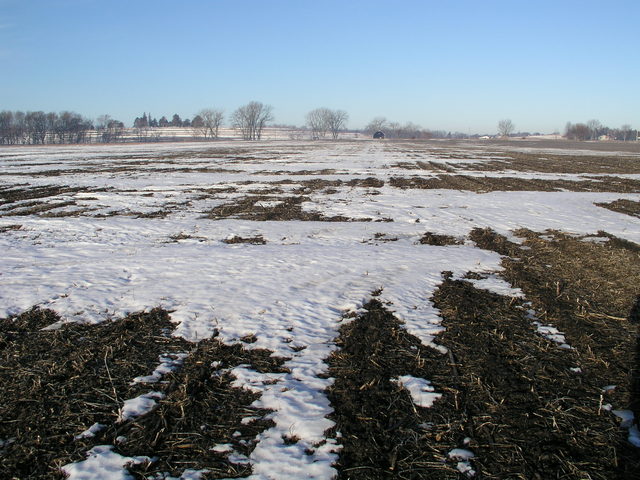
[387,121,402,138]
[306,108,331,139]
[620,124,633,141]
[565,122,590,140]
[327,110,348,139]
[199,108,224,139]
[365,117,388,135]
[586,119,601,140]
[497,119,515,137]
[96,115,111,130]
[0,111,13,144]
[231,101,274,140]
[25,111,48,144]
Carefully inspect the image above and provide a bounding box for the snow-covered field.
[1,140,639,479]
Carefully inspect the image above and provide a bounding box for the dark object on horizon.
[373,131,385,139]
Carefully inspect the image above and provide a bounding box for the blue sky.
[1,0,638,133]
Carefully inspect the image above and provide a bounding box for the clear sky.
[1,0,638,134]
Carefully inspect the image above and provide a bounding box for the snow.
[448,448,476,477]
[392,375,442,408]
[62,445,151,480]
[523,306,572,349]
[2,140,639,478]
[132,353,188,384]
[118,391,165,422]
[613,410,640,447]
[75,423,107,440]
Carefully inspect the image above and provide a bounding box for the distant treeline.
[2,108,637,145]
[0,111,98,145]
[565,121,637,141]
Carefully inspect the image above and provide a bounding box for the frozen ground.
[1,139,639,479]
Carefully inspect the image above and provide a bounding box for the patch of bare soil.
[329,229,639,478]
[418,232,463,246]
[271,178,384,195]
[0,308,287,479]
[326,299,460,479]
[111,339,287,479]
[0,224,22,233]
[467,227,640,477]
[203,195,375,222]
[0,185,98,217]
[389,175,640,193]
[256,168,339,176]
[166,232,208,243]
[431,276,635,479]
[596,199,640,218]
[223,235,267,245]
[0,308,189,478]
[464,151,640,175]
[0,185,99,206]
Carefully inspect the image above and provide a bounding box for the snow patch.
[392,375,442,408]
[62,445,151,480]
[118,391,164,422]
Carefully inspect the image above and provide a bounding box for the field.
[1,139,640,479]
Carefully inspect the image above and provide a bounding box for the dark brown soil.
[113,339,288,479]
[466,227,640,478]
[430,277,636,479]
[222,235,267,245]
[460,151,640,175]
[389,174,640,193]
[597,199,640,218]
[328,229,640,479]
[326,299,460,479]
[418,232,463,246]
[0,224,22,233]
[0,185,113,217]
[203,195,375,222]
[0,308,287,479]
[0,185,99,205]
[0,308,189,478]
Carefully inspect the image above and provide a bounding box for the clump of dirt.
[367,232,398,243]
[326,299,460,479]
[596,199,640,218]
[203,195,373,222]
[431,276,636,479]
[418,231,462,246]
[166,232,208,243]
[223,235,267,245]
